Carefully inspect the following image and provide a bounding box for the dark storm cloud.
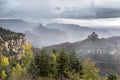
[60,6,120,19]
[1,0,120,19]
[60,7,96,19]
[94,7,120,18]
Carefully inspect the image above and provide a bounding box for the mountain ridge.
[44,32,119,55]
[1,19,120,48]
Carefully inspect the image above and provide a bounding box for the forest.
[0,45,118,80]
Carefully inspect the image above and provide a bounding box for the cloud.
[60,7,120,19]
[94,7,120,18]
[1,0,120,19]
[0,0,18,17]
[0,0,60,18]
[60,7,96,19]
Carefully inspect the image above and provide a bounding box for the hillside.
[43,32,120,75]
[0,27,33,80]
[0,27,27,57]
[45,32,119,54]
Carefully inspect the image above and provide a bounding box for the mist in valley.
[0,19,120,48]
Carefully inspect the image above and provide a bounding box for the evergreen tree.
[48,51,58,79]
[107,74,118,80]
[69,51,82,73]
[34,48,49,76]
[57,50,70,80]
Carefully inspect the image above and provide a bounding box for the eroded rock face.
[0,27,27,57]
[3,35,26,52]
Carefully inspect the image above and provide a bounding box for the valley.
[0,19,120,80]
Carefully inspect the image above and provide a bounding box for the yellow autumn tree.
[10,43,33,80]
[22,42,32,50]
[11,63,26,80]
[21,43,33,68]
[0,55,9,80]
[1,56,9,66]
[82,58,100,80]
[1,70,7,80]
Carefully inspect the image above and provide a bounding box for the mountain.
[46,23,114,42]
[45,32,118,54]
[0,27,27,58]
[0,19,67,47]
[33,24,66,39]
[43,32,120,75]
[1,19,120,48]
[46,23,93,42]
[25,24,67,48]
[107,36,120,42]
[46,23,91,31]
[0,19,37,32]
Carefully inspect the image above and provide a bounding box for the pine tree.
[57,50,70,80]
[107,74,118,80]
[48,51,58,79]
[34,48,49,76]
[69,51,82,73]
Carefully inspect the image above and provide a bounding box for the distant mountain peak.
[39,23,44,27]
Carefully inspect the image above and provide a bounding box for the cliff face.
[0,27,27,57]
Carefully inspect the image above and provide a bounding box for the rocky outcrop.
[0,27,27,57]
[3,35,26,52]
[88,32,98,39]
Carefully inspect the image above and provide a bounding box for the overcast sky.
[0,0,120,27]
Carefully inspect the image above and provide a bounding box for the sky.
[0,0,120,27]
